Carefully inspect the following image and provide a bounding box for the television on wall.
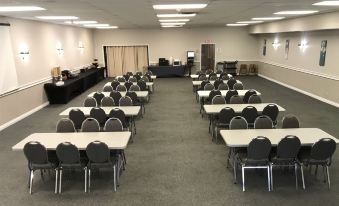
[187,51,195,58]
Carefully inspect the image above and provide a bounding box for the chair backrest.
[56,118,76,133]
[233,82,244,90]
[229,95,243,104]
[101,96,115,107]
[248,94,262,104]
[137,80,147,91]
[136,71,142,76]
[241,106,258,125]
[276,135,301,159]
[81,118,100,132]
[198,74,207,81]
[134,74,142,81]
[56,142,80,164]
[262,104,279,123]
[86,141,110,163]
[212,95,226,104]
[109,91,122,106]
[23,141,49,164]
[213,79,223,90]
[254,115,273,129]
[128,77,137,83]
[216,70,223,74]
[196,71,202,75]
[200,80,210,90]
[220,73,230,80]
[111,80,120,90]
[108,108,127,127]
[116,84,127,92]
[218,107,235,125]
[146,70,153,75]
[117,76,126,82]
[103,85,113,92]
[310,138,336,161]
[104,118,123,132]
[227,78,237,89]
[229,116,248,129]
[204,83,214,91]
[217,83,229,90]
[124,82,133,91]
[206,69,213,74]
[123,74,130,81]
[126,91,138,104]
[208,90,221,102]
[243,90,257,103]
[126,72,133,76]
[144,74,151,82]
[247,136,272,160]
[93,92,105,105]
[84,97,97,107]
[141,76,149,82]
[69,109,86,130]
[129,84,141,91]
[209,74,218,80]
[282,114,300,128]
[225,90,238,103]
[90,107,107,126]
[119,96,133,106]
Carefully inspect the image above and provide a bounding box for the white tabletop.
[192,80,241,86]
[197,90,261,98]
[88,91,149,98]
[203,103,285,114]
[105,82,154,87]
[116,75,156,79]
[190,74,233,78]
[12,132,131,151]
[220,128,339,147]
[59,106,141,117]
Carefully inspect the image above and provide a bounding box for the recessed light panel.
[0,6,45,12]
[159,19,190,22]
[313,1,339,6]
[237,21,263,24]
[153,4,207,10]
[84,24,109,27]
[36,16,78,20]
[96,26,118,29]
[160,22,186,25]
[274,11,318,15]
[252,17,285,20]
[157,13,196,18]
[226,24,248,26]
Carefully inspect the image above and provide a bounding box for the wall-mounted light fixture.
[272,39,281,49]
[56,42,64,55]
[298,39,308,52]
[78,41,84,53]
[19,44,30,60]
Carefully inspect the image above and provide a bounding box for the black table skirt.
[148,65,185,77]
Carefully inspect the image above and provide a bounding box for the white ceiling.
[0,0,338,29]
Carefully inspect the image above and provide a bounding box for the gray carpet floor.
[0,76,338,206]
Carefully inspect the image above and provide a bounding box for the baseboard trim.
[258,74,339,108]
[0,102,49,131]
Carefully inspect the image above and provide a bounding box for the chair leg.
[59,169,62,194]
[55,169,58,194]
[323,166,327,183]
[113,165,117,192]
[295,163,298,190]
[326,166,331,189]
[88,169,91,192]
[267,167,271,191]
[270,164,274,191]
[85,167,87,193]
[29,170,34,194]
[300,164,305,190]
[242,166,245,192]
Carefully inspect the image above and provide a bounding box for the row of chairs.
[23,140,123,194]
[234,136,336,191]
[199,78,239,91]
[110,79,148,92]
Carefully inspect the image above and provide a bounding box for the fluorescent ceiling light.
[65,21,98,24]
[313,1,339,6]
[84,24,109,27]
[252,17,285,20]
[161,25,183,28]
[237,21,263,24]
[0,6,45,12]
[226,24,248,26]
[274,11,318,15]
[153,4,207,10]
[36,16,78,20]
[160,22,186,25]
[157,13,196,18]
[159,19,190,22]
[96,26,118,29]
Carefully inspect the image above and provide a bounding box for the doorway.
[200,44,215,72]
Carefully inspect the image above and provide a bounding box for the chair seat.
[298,147,329,166]
[237,153,270,165]
[270,156,297,165]
[31,162,58,170]
[88,158,117,169]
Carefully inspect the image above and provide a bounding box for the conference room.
[1,1,339,206]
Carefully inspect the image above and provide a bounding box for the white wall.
[93,27,258,66]
[0,17,94,128]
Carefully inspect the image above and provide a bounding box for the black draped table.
[148,65,185,77]
[44,68,105,104]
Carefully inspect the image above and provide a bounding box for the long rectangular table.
[116,75,157,80]
[59,106,141,117]
[220,128,339,147]
[197,90,261,99]
[192,80,242,86]
[104,82,154,92]
[12,132,131,151]
[190,74,233,79]
[203,103,285,114]
[148,65,185,77]
[88,91,149,99]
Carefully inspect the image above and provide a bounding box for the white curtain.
[106,46,148,77]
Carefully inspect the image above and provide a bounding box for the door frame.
[200,43,216,71]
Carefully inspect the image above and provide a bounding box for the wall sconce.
[56,42,64,55]
[272,39,281,49]
[78,41,84,53]
[298,39,308,52]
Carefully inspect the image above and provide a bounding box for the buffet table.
[148,65,185,77]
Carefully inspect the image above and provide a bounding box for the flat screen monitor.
[187,51,195,58]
